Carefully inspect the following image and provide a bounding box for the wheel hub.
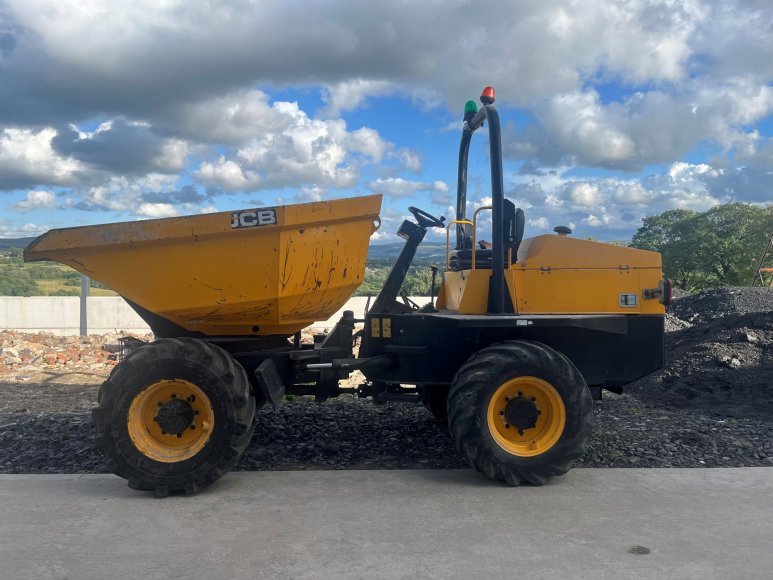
[128,379,214,463]
[506,397,539,432]
[156,398,194,435]
[487,376,566,457]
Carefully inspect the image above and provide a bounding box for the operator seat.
[448,200,524,271]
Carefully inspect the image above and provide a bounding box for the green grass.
[0,248,117,296]
[34,279,116,296]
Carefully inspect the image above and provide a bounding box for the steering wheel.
[408,206,446,229]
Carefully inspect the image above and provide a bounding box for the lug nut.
[504,423,510,429]
[170,393,177,399]
[190,424,196,430]
[518,430,524,436]
[504,396,510,402]
[176,433,182,438]
[194,410,200,416]
[499,410,505,416]
[530,397,536,402]
[517,391,523,397]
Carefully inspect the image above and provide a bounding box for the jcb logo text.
[231,209,277,229]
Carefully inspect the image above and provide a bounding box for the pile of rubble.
[0,331,152,382]
[628,287,773,420]
[0,328,324,389]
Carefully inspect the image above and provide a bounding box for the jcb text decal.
[231,209,277,229]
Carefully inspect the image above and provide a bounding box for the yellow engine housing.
[438,234,665,315]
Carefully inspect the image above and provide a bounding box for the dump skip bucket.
[25,195,382,337]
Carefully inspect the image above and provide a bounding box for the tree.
[631,209,696,251]
[631,203,773,291]
[0,269,37,296]
[355,263,439,296]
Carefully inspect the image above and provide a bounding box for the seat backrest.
[503,200,525,262]
[513,207,525,257]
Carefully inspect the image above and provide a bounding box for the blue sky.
[1,0,772,243]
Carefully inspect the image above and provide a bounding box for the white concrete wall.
[0,297,149,335]
[0,296,432,335]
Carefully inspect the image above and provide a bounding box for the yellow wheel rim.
[487,376,566,457]
[127,379,215,463]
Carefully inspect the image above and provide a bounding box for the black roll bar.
[454,90,507,314]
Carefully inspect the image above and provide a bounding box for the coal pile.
[628,287,773,420]
[669,286,773,323]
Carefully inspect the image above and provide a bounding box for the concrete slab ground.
[0,468,771,580]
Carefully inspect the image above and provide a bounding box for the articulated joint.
[305,355,395,373]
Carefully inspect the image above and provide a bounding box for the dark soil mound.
[629,287,773,420]
[669,287,773,323]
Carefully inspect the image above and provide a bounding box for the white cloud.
[12,190,58,212]
[528,217,550,230]
[135,202,179,218]
[296,186,326,203]
[507,77,773,171]
[567,182,603,207]
[503,161,744,238]
[389,148,422,173]
[196,101,390,192]
[197,158,251,191]
[71,173,191,216]
[347,127,390,162]
[0,220,47,238]
[156,138,188,172]
[170,90,294,145]
[583,213,611,228]
[0,128,80,189]
[321,79,395,117]
[612,182,654,204]
[369,177,448,199]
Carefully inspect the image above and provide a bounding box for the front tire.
[448,341,593,486]
[93,338,256,496]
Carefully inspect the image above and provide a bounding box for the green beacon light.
[463,100,478,122]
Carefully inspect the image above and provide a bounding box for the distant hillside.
[0,237,35,249]
[368,242,446,265]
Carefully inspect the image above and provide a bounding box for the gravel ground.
[1,392,771,474]
[1,286,771,475]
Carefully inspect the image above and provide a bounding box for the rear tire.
[448,340,592,486]
[92,338,256,497]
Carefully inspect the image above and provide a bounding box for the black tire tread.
[93,338,256,496]
[448,340,593,486]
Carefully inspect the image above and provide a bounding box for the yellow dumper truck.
[25,87,670,496]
